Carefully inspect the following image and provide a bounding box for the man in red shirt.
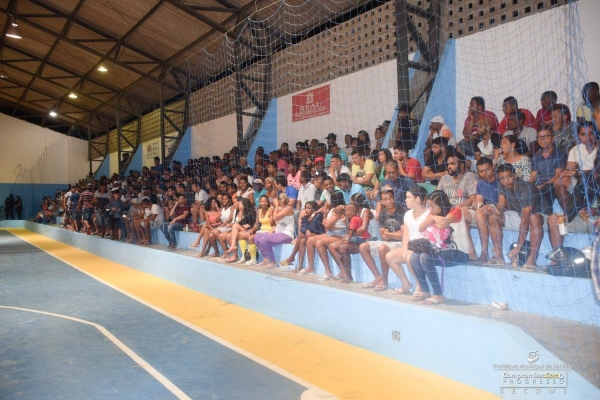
[160,194,190,250]
[535,90,571,130]
[463,96,499,136]
[498,96,535,134]
[393,143,422,182]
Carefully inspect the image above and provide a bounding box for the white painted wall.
[276,60,398,147]
[191,108,253,158]
[454,1,598,140]
[0,113,88,184]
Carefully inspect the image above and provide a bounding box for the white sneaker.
[244,260,257,266]
[235,258,246,264]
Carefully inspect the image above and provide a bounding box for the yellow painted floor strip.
[6,228,499,400]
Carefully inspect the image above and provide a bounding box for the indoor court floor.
[0,228,498,399]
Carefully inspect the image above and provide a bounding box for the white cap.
[430,115,445,124]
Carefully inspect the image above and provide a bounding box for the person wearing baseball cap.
[424,114,455,164]
[252,178,266,208]
[314,156,326,177]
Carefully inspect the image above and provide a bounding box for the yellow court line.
[5,228,500,400]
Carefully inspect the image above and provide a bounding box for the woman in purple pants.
[255,192,295,268]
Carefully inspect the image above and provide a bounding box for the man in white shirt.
[297,170,317,211]
[504,112,537,157]
[328,153,351,187]
[136,198,166,244]
[553,123,599,229]
[190,182,208,231]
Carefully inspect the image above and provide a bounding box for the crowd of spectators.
[34,82,600,305]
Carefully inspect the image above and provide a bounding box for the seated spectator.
[422,137,449,186]
[255,193,295,268]
[393,143,422,183]
[551,104,576,152]
[463,96,499,137]
[496,135,532,181]
[336,172,368,205]
[576,82,599,122]
[297,170,316,211]
[529,128,567,212]
[280,142,293,163]
[358,186,405,291]
[474,157,500,206]
[386,185,430,295]
[357,130,372,154]
[554,123,599,226]
[305,191,347,280]
[191,196,221,253]
[238,195,273,265]
[236,176,255,205]
[280,201,325,273]
[328,153,351,187]
[274,174,297,209]
[275,150,289,177]
[325,142,348,167]
[329,194,372,283]
[535,91,571,130]
[224,198,257,263]
[410,191,466,305]
[190,182,208,232]
[372,125,386,151]
[136,198,165,245]
[325,132,338,153]
[498,96,536,134]
[264,177,277,204]
[160,194,190,250]
[313,157,326,177]
[474,117,500,163]
[505,112,538,157]
[425,116,455,162]
[594,97,600,129]
[343,134,354,159]
[350,148,377,188]
[252,178,266,208]
[202,194,235,257]
[436,149,479,261]
[313,174,325,205]
[481,164,547,268]
[286,161,301,190]
[367,148,393,200]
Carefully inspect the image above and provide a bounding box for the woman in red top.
[329,194,372,283]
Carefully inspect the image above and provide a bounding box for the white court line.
[8,230,337,400]
[0,305,191,400]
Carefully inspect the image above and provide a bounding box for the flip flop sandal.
[361,282,378,289]
[424,297,445,305]
[318,275,333,281]
[374,284,388,292]
[297,270,315,275]
[485,258,504,266]
[394,287,412,295]
[411,292,431,302]
[279,260,293,267]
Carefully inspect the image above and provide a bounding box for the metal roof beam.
[165,0,235,39]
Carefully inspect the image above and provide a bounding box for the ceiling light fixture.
[6,19,22,39]
[49,111,58,117]
[0,65,7,79]
[68,92,78,99]
[97,64,107,72]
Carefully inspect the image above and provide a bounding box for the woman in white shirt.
[385,186,430,295]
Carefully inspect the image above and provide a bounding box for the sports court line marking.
[6,229,336,400]
[0,305,191,400]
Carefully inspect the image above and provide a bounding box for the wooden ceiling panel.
[0,86,25,98]
[7,60,43,74]
[51,76,81,88]
[48,41,102,74]
[30,78,68,98]
[2,65,36,85]
[26,15,67,34]
[43,0,83,14]
[9,24,55,58]
[67,23,114,42]
[90,62,144,91]
[77,0,161,38]
[40,64,75,78]
[71,96,102,111]
[25,91,53,102]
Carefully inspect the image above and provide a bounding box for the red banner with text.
[292,85,330,122]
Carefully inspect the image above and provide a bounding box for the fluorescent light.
[68,93,78,99]
[97,65,108,72]
[6,21,22,39]
[49,111,57,117]
[0,65,7,79]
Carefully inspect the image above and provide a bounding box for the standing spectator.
[529,128,567,213]
[15,195,23,220]
[498,96,536,134]
[69,187,81,232]
[93,183,111,238]
[107,188,124,241]
[358,186,405,291]
[160,195,190,250]
[78,183,95,235]
[4,194,15,220]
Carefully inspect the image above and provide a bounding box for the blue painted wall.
[248,99,278,168]
[171,127,192,166]
[127,145,143,174]
[0,183,68,220]
[412,39,457,163]
[95,154,110,179]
